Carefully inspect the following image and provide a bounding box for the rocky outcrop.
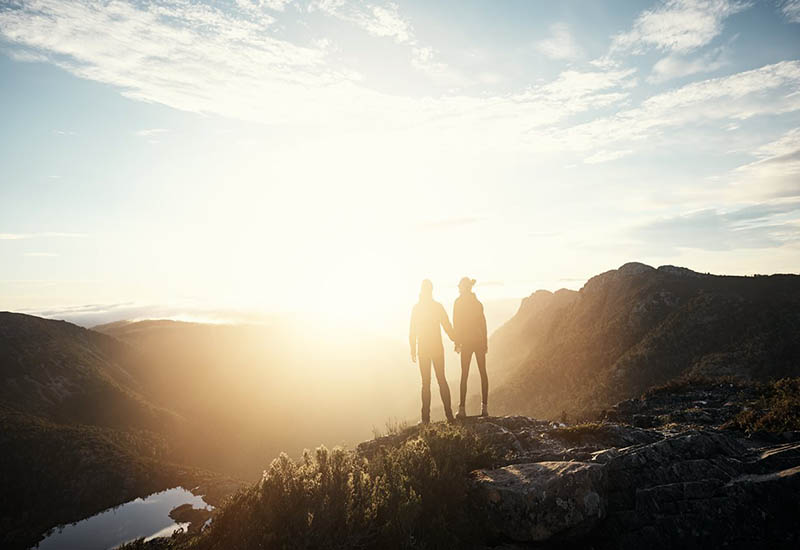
[444,401,800,549]
[169,503,212,534]
[471,461,605,542]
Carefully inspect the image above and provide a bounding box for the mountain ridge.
[489,262,800,419]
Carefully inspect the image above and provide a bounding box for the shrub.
[727,378,800,433]
[191,423,497,550]
[643,374,745,398]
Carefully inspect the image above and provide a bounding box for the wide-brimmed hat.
[458,277,476,290]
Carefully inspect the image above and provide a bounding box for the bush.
[643,374,745,398]
[193,423,497,550]
[728,378,800,433]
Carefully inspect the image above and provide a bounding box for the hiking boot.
[446,413,456,423]
[480,403,489,417]
[456,405,467,420]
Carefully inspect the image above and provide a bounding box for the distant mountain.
[489,262,800,419]
[0,312,179,431]
[0,313,210,549]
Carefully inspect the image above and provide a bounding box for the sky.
[0,0,799,330]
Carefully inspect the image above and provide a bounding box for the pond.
[34,487,212,550]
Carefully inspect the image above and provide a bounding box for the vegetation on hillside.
[489,265,800,420]
[121,423,498,550]
[643,374,744,397]
[0,407,178,549]
[727,378,800,433]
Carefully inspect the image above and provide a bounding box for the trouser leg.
[459,349,473,409]
[419,357,432,423]
[475,351,488,406]
[432,355,453,419]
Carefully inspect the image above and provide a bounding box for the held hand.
[454,343,461,353]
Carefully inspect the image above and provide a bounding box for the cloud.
[417,216,486,231]
[725,127,800,200]
[237,0,294,12]
[410,46,469,87]
[52,129,76,135]
[2,1,797,160]
[633,199,800,251]
[20,302,266,327]
[584,149,633,164]
[0,232,85,240]
[311,1,459,85]
[542,61,800,154]
[1,1,641,146]
[609,0,751,55]
[535,23,583,60]
[525,68,636,117]
[780,0,800,23]
[135,128,168,137]
[648,45,730,83]
[311,0,412,43]
[0,0,346,126]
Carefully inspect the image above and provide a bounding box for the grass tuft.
[725,378,800,433]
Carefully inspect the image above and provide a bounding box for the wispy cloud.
[543,61,800,155]
[0,0,342,125]
[410,46,466,86]
[0,0,641,147]
[780,0,800,23]
[237,0,294,13]
[310,0,412,43]
[633,199,800,251]
[535,23,583,61]
[608,0,750,57]
[0,232,85,240]
[52,129,76,136]
[21,302,266,327]
[725,127,800,200]
[417,216,486,231]
[135,128,168,137]
[1,0,798,162]
[584,149,633,164]
[648,44,730,83]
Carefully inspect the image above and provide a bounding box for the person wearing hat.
[409,279,457,423]
[453,277,489,418]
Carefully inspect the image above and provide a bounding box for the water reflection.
[35,487,211,550]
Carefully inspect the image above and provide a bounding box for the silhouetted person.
[409,279,456,423]
[454,277,488,418]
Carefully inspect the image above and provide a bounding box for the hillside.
[0,313,235,549]
[120,378,800,550]
[0,312,180,432]
[488,263,800,419]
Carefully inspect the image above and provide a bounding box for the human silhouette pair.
[409,278,488,424]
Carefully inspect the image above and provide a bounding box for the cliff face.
[488,263,800,419]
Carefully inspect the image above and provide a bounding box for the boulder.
[470,461,606,542]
